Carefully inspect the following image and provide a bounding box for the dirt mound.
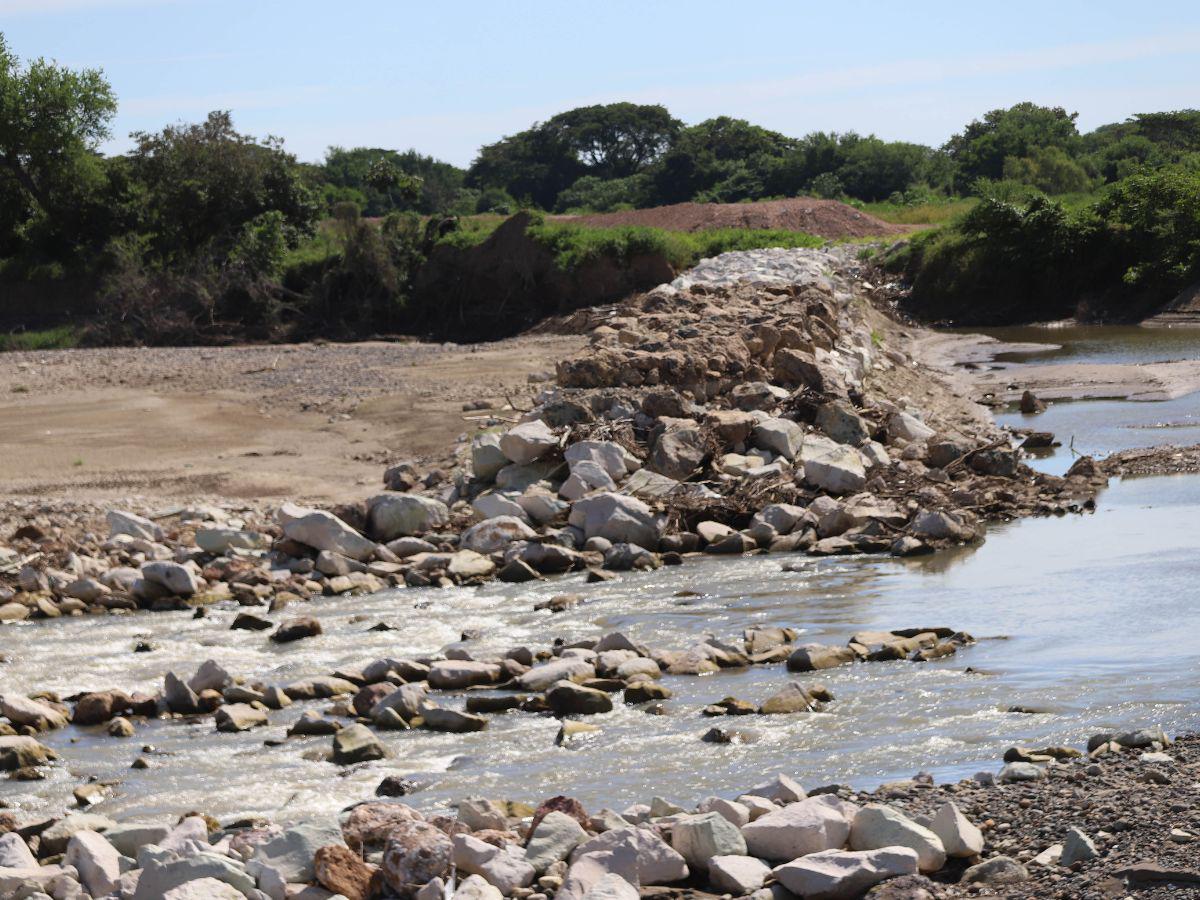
[559,198,909,239]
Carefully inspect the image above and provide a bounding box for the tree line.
[2,30,1199,344]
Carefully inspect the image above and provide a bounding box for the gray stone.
[741,796,850,862]
[671,812,747,869]
[107,509,163,541]
[568,492,662,549]
[961,856,1030,884]
[570,826,688,884]
[215,702,268,733]
[526,810,588,874]
[799,435,866,494]
[65,830,121,897]
[332,723,388,765]
[930,801,983,859]
[461,516,537,554]
[772,847,919,900]
[253,820,345,883]
[752,418,804,461]
[708,855,771,895]
[472,433,509,482]
[133,853,256,899]
[849,804,946,873]
[815,402,871,446]
[454,833,536,894]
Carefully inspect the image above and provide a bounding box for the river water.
[3,327,1200,826]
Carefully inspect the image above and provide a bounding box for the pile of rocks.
[4,725,1184,900]
[0,247,1109,623]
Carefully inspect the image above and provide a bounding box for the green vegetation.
[3,25,1200,345]
[0,325,78,351]
[889,165,1200,323]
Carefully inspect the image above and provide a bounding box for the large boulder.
[772,847,919,900]
[253,821,346,883]
[500,420,558,465]
[931,801,983,858]
[65,830,121,897]
[427,661,501,690]
[741,796,853,862]
[282,507,376,561]
[571,827,688,884]
[0,694,66,730]
[368,494,451,541]
[454,833,536,894]
[332,723,388,765]
[461,516,537,554]
[517,658,596,692]
[568,492,662,549]
[546,680,613,715]
[849,804,946,873]
[800,435,866,494]
[525,811,588,873]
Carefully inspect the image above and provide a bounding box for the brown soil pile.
[559,197,911,239]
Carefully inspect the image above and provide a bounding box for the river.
[3,326,1199,826]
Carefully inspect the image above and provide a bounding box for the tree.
[0,33,116,214]
[836,138,934,200]
[648,117,796,204]
[543,103,679,179]
[1002,145,1093,194]
[321,147,465,215]
[945,102,1080,186]
[468,103,681,209]
[128,110,318,264]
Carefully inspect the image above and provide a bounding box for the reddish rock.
[343,802,423,854]
[529,795,590,835]
[72,690,131,726]
[315,844,381,900]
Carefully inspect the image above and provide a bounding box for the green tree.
[648,117,796,204]
[321,147,464,215]
[946,102,1080,186]
[1002,145,1093,194]
[128,110,318,264]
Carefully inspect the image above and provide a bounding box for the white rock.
[188,659,231,693]
[560,460,617,501]
[107,509,163,541]
[516,658,596,691]
[565,441,639,479]
[472,433,509,482]
[889,411,935,443]
[453,833,536,894]
[746,773,806,803]
[458,797,509,832]
[773,847,920,900]
[0,832,37,869]
[799,434,866,494]
[697,797,750,828]
[195,528,268,554]
[526,810,588,873]
[570,826,687,884]
[500,420,558,465]
[472,492,529,522]
[161,877,247,899]
[65,829,121,896]
[931,801,983,858]
[849,804,946,873]
[1059,827,1097,867]
[283,508,375,560]
[741,796,851,862]
[735,795,777,822]
[455,872,504,900]
[368,494,451,541]
[708,855,771,895]
[583,872,640,900]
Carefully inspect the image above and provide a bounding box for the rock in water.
[332,724,388,764]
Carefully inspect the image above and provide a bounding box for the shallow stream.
[3,326,1200,826]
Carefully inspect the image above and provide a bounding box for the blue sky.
[3,0,1199,166]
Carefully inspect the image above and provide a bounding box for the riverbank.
[1,248,1196,898]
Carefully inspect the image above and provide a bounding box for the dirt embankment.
[559,197,912,239]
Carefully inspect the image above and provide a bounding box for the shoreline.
[1,248,1196,898]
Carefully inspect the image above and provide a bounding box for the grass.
[0,325,79,352]
[858,197,978,225]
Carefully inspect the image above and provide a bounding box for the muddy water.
[4,328,1200,827]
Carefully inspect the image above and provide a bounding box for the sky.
[3,0,1199,167]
